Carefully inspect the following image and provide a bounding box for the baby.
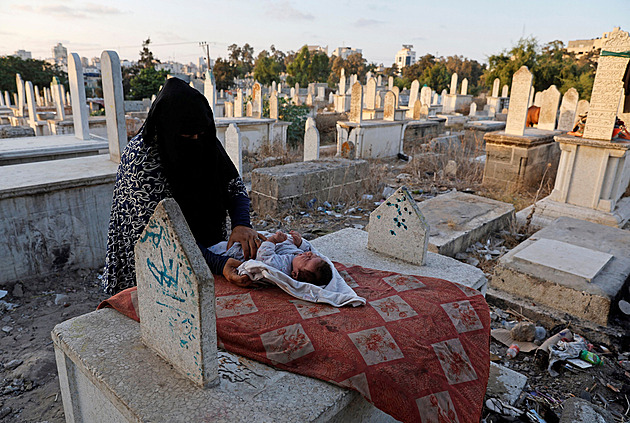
[209,230,333,286]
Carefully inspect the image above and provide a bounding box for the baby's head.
[291,251,333,286]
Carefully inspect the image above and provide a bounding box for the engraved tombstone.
[388,76,394,91]
[392,86,400,108]
[367,186,429,266]
[412,99,422,120]
[349,82,363,123]
[461,78,468,96]
[538,85,561,131]
[252,82,262,118]
[365,77,376,109]
[339,68,346,95]
[502,84,509,98]
[492,78,500,98]
[269,91,278,120]
[409,80,420,109]
[101,50,128,162]
[504,66,533,136]
[420,86,431,106]
[234,89,243,117]
[574,99,590,127]
[136,198,219,388]
[469,102,477,117]
[557,88,579,131]
[383,90,396,121]
[225,123,243,175]
[68,53,90,140]
[303,117,320,161]
[449,73,458,95]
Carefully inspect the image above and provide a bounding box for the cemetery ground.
[1,147,630,422]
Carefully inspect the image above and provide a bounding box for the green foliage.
[253,50,283,85]
[228,43,254,78]
[90,108,105,116]
[398,54,484,93]
[213,58,238,91]
[0,55,67,94]
[138,38,158,69]
[277,96,310,148]
[128,67,169,100]
[483,38,595,100]
[286,45,311,87]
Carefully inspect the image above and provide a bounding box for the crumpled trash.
[547,333,587,376]
[485,398,524,417]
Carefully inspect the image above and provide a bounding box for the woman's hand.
[222,258,252,287]
[227,226,266,260]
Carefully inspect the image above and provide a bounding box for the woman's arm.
[197,243,252,287]
[226,176,265,259]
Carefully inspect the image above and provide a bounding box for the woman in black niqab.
[103,77,262,294]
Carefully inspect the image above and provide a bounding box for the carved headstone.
[365,77,376,109]
[303,117,319,161]
[204,70,216,113]
[420,86,431,106]
[224,101,234,118]
[339,68,346,95]
[492,78,500,98]
[533,91,543,107]
[25,81,38,125]
[388,76,394,91]
[68,53,90,140]
[306,93,313,106]
[583,28,630,141]
[383,91,396,121]
[349,82,363,123]
[392,86,400,108]
[252,82,262,118]
[469,102,477,117]
[461,78,468,96]
[557,88,579,131]
[16,74,25,117]
[409,80,420,109]
[528,86,535,107]
[538,85,561,131]
[226,123,242,174]
[51,78,65,121]
[502,84,509,98]
[505,66,533,136]
[234,89,243,117]
[449,73,458,95]
[367,186,429,266]
[269,91,278,119]
[412,99,422,120]
[135,198,219,388]
[101,50,127,163]
[4,92,10,107]
[377,75,382,87]
[246,101,253,117]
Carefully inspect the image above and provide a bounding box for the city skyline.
[0,0,625,66]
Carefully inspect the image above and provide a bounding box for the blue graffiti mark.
[376,215,381,219]
[390,230,396,236]
[147,248,186,302]
[139,220,165,248]
[155,301,199,349]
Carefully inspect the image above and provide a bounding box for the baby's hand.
[268,231,287,244]
[289,230,302,247]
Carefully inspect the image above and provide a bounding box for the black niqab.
[141,77,239,245]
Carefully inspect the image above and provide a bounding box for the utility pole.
[199,41,211,71]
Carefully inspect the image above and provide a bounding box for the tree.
[253,50,282,85]
[310,53,330,83]
[138,38,158,69]
[0,56,67,94]
[228,43,255,78]
[128,67,169,100]
[286,45,311,87]
[213,57,238,90]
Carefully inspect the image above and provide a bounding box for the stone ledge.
[485,128,561,147]
[554,133,630,150]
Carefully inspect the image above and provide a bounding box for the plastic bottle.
[579,350,603,366]
[506,344,520,359]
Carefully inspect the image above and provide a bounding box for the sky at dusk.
[0,0,626,66]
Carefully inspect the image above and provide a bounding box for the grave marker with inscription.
[365,77,376,109]
[349,82,363,123]
[557,88,579,131]
[449,73,458,95]
[368,187,429,266]
[226,123,243,174]
[383,90,396,121]
[492,78,500,98]
[504,66,533,136]
[135,198,219,388]
[538,85,561,131]
[303,117,319,161]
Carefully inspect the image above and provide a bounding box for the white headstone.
[16,74,25,116]
[252,82,262,118]
[66,91,71,105]
[377,75,383,87]
[12,93,18,108]
[492,78,500,98]
[25,81,38,125]
[388,76,394,91]
[583,29,630,141]
[461,78,468,96]
[440,89,447,104]
[432,92,439,105]
[271,81,277,93]
[269,91,278,119]
[246,101,253,117]
[420,86,431,106]
[392,86,400,108]
[317,86,326,100]
[339,68,346,95]
[34,85,42,107]
[533,91,543,107]
[224,101,234,118]
[383,90,396,121]
[303,117,320,161]
[204,70,216,113]
[306,93,313,106]
[502,84,509,98]
[349,82,363,123]
[51,78,65,121]
[557,88,579,132]
[574,99,590,127]
[409,80,420,108]
[469,102,477,116]
[4,92,10,107]
[528,86,535,107]
[329,92,334,104]
[0,91,4,107]
[234,89,243,117]
[44,87,51,106]
[538,85,561,131]
[101,50,128,163]
[226,123,243,175]
[136,198,219,388]
[505,66,533,136]
[367,186,429,266]
[68,53,90,140]
[365,77,377,109]
[449,73,458,95]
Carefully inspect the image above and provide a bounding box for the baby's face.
[291,251,324,282]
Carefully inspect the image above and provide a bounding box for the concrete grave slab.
[513,238,612,283]
[417,191,514,257]
[559,398,615,423]
[135,198,218,387]
[53,309,398,423]
[0,134,108,165]
[250,158,368,215]
[486,362,528,405]
[492,217,630,325]
[312,228,487,293]
[368,186,429,266]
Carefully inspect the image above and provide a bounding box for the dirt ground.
[1,153,629,422]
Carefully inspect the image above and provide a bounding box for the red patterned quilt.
[99,262,490,423]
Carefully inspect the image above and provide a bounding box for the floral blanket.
[99,262,490,423]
